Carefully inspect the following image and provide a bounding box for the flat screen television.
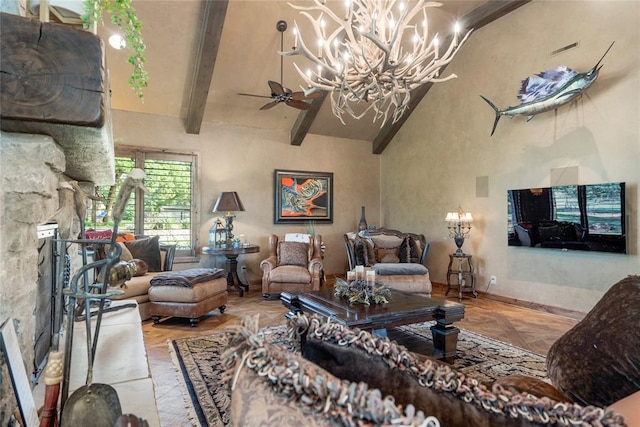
[507,182,626,253]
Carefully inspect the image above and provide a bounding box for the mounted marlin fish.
[480,42,614,136]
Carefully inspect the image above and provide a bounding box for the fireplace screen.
[34,223,63,383]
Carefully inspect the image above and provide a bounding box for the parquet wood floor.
[141,281,581,426]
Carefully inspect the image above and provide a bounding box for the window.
[87,148,199,258]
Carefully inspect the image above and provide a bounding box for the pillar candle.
[366,270,376,284]
[347,271,356,281]
[355,265,365,280]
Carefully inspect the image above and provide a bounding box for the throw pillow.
[85,229,113,240]
[100,242,133,261]
[130,259,148,276]
[376,249,400,264]
[99,260,136,287]
[105,242,134,262]
[278,241,308,267]
[116,232,136,242]
[370,234,403,249]
[398,235,419,263]
[354,238,367,266]
[375,247,399,263]
[547,275,640,407]
[118,242,134,261]
[123,236,162,272]
[353,235,375,266]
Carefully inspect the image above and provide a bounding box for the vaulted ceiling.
[95,0,528,153]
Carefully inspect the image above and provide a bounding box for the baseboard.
[431,282,586,321]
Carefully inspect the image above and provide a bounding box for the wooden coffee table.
[281,289,465,361]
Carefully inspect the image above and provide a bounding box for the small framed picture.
[274,169,333,224]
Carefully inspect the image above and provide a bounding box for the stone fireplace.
[1,133,67,421]
[1,132,67,368]
[0,131,114,421]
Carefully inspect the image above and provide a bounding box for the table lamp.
[445,206,473,255]
[213,191,245,245]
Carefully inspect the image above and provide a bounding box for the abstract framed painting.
[274,169,333,224]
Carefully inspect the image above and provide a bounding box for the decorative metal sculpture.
[480,42,614,136]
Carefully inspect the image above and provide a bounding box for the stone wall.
[0,131,66,424]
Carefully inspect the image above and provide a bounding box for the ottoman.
[148,275,228,326]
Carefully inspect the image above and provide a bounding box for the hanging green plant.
[82,0,149,99]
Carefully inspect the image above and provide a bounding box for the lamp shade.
[445,207,473,223]
[445,212,459,222]
[213,191,245,213]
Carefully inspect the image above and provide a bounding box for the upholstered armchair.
[260,234,323,299]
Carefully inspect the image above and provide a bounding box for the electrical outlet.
[489,275,497,286]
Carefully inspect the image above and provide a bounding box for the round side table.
[202,245,259,297]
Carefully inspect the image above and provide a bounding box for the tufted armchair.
[260,234,324,299]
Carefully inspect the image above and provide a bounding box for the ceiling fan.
[238,20,323,111]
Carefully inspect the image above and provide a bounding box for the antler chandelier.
[281,0,472,126]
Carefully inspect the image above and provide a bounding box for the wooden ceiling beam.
[290,95,327,146]
[184,0,229,134]
[371,0,531,154]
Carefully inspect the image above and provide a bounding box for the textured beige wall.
[110,110,380,277]
[381,1,640,313]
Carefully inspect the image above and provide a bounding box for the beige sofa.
[344,227,432,296]
[108,242,176,321]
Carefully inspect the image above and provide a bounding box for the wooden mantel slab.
[0,12,105,127]
[1,12,115,186]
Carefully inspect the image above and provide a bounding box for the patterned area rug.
[169,322,547,427]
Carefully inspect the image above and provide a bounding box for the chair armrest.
[160,244,176,271]
[260,256,277,273]
[419,242,430,267]
[308,258,323,275]
[343,233,356,271]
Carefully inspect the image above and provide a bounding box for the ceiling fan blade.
[268,80,286,96]
[290,91,307,101]
[260,100,280,110]
[238,92,273,99]
[290,91,324,101]
[286,99,312,110]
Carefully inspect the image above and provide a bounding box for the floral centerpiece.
[334,270,391,305]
